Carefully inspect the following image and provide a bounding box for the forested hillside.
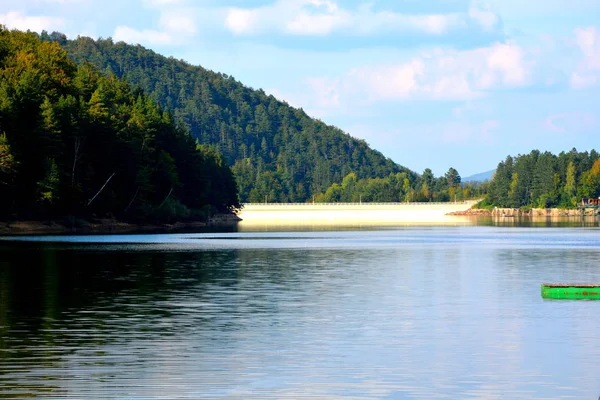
[55,34,405,202]
[0,28,239,222]
[482,149,600,209]
[314,167,486,203]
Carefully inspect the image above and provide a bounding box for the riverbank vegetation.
[313,168,487,203]
[0,28,240,223]
[316,149,600,209]
[479,149,600,209]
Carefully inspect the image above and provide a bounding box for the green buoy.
[541,284,600,300]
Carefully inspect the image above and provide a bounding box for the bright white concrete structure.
[238,201,478,227]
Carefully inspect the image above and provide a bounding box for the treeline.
[314,168,486,203]
[481,149,600,209]
[55,34,404,203]
[0,28,240,222]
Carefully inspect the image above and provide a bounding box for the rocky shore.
[447,209,493,216]
[0,213,241,236]
[448,207,596,217]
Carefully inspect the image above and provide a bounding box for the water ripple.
[1,227,599,398]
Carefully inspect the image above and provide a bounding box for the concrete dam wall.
[237,201,478,227]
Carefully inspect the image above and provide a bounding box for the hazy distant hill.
[463,169,495,182]
[59,35,409,202]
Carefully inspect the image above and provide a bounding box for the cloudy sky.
[1,0,599,176]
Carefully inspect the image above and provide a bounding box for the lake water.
[1,224,600,399]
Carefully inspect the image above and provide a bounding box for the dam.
[237,201,479,227]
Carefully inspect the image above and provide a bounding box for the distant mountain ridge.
[463,169,495,182]
[58,35,410,202]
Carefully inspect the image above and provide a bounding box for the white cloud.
[159,11,196,35]
[223,0,501,37]
[344,59,425,101]
[483,42,527,86]
[225,1,352,37]
[570,72,597,89]
[286,9,351,36]
[468,7,499,32]
[544,112,597,134]
[575,26,600,69]
[0,11,64,33]
[37,0,84,3]
[144,0,187,6]
[114,26,174,45]
[399,13,456,35]
[571,26,600,88]
[113,8,197,46]
[484,0,600,18]
[225,8,260,35]
[309,41,532,107]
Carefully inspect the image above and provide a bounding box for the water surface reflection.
[1,227,600,398]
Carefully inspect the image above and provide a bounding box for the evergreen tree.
[482,149,600,208]
[0,27,240,221]
[60,34,406,202]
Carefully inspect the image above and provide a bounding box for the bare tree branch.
[87,173,115,206]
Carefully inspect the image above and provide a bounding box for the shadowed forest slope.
[0,28,239,221]
[60,34,408,202]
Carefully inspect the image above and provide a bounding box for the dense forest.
[316,149,600,208]
[481,149,600,209]
[0,28,240,222]
[314,168,486,203]
[6,29,599,216]
[51,33,405,203]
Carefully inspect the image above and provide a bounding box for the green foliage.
[483,149,600,209]
[472,197,494,210]
[0,132,17,184]
[314,169,485,203]
[61,34,405,202]
[0,27,239,221]
[37,158,60,204]
[445,167,461,188]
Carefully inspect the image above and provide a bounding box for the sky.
[1,0,599,177]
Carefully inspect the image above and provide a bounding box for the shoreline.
[3,205,595,235]
[0,214,241,236]
[448,207,598,217]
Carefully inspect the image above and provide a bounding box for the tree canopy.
[481,149,600,209]
[13,29,599,212]
[0,27,240,222]
[314,167,483,203]
[59,34,406,203]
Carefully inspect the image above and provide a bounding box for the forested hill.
[482,149,600,209]
[0,28,239,222]
[56,34,407,202]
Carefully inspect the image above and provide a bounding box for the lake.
[1,224,600,399]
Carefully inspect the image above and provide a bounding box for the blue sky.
[1,0,599,177]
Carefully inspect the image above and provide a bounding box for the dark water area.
[1,226,600,398]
